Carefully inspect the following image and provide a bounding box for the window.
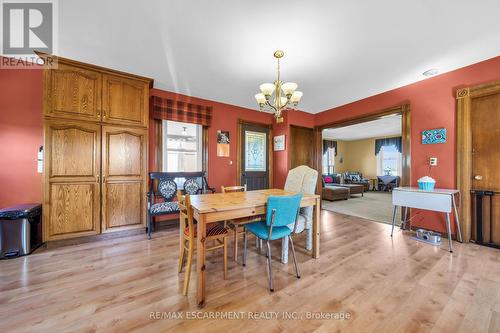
[377,145,402,176]
[322,147,335,175]
[162,120,203,172]
[245,131,266,172]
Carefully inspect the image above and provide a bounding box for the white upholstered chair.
[281,165,318,263]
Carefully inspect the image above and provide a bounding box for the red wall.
[149,89,274,192]
[315,56,500,234]
[0,68,43,207]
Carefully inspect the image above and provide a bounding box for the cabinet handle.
[97,111,101,118]
[96,175,100,183]
[103,176,106,183]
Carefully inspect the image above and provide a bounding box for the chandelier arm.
[265,100,278,112]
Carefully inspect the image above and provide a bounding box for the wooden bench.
[146,172,215,238]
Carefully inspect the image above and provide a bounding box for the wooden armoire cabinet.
[41,55,152,241]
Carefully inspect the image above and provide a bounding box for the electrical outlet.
[430,157,437,166]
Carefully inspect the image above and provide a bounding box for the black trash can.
[0,203,43,259]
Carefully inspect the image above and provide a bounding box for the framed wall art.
[422,128,446,144]
[217,130,230,157]
[273,134,285,151]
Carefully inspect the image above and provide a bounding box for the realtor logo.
[1,0,57,67]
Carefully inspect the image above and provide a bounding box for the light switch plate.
[430,157,437,166]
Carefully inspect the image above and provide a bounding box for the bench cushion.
[150,201,179,215]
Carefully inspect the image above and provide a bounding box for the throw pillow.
[324,176,333,183]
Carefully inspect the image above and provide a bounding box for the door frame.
[313,103,411,195]
[236,119,273,188]
[456,80,500,243]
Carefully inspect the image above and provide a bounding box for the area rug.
[322,191,394,225]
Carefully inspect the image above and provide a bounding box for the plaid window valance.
[151,96,212,126]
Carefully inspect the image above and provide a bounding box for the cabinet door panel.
[102,74,148,127]
[46,64,102,121]
[48,182,100,238]
[44,120,101,241]
[45,121,100,181]
[50,127,97,178]
[107,132,142,176]
[104,181,142,229]
[102,126,147,232]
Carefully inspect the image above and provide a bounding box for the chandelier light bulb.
[290,91,303,103]
[259,83,275,97]
[281,82,298,97]
[255,93,266,105]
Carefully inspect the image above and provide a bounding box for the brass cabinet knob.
[474,175,483,180]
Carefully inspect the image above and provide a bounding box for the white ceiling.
[56,0,500,113]
[323,115,402,141]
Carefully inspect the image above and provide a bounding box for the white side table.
[391,187,463,252]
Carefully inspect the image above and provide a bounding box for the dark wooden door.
[471,92,500,244]
[290,125,314,169]
[240,123,269,190]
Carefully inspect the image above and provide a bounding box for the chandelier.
[255,50,303,122]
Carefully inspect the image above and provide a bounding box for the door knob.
[474,175,483,180]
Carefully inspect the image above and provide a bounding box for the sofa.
[322,183,349,201]
[322,173,341,185]
[343,171,369,191]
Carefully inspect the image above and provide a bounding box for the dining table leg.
[196,213,206,308]
[312,197,321,259]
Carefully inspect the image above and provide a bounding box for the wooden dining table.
[190,188,321,307]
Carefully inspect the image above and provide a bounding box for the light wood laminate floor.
[1,210,500,333]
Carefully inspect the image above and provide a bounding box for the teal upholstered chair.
[243,193,302,292]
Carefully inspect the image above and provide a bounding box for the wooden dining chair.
[177,190,228,295]
[221,185,247,261]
